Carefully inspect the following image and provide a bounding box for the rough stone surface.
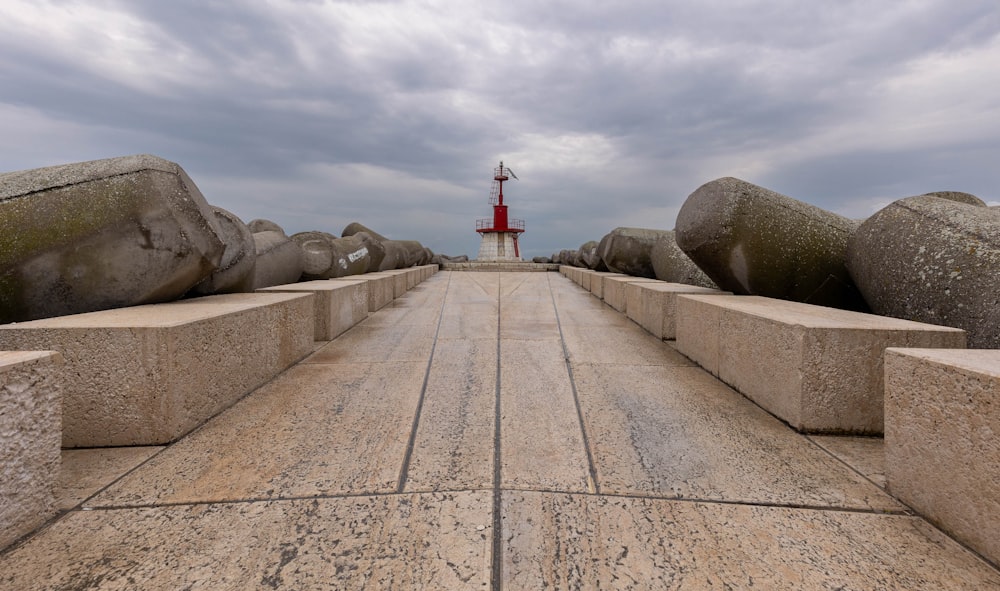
[601,276,661,313]
[577,240,601,269]
[0,351,62,550]
[885,348,1000,566]
[290,231,340,279]
[650,230,717,288]
[676,177,867,310]
[189,207,256,296]
[0,154,225,323]
[532,256,551,263]
[597,227,670,278]
[847,194,1000,349]
[625,281,729,339]
[675,294,966,434]
[341,221,388,242]
[246,218,285,235]
[259,279,369,340]
[0,292,315,447]
[250,231,303,289]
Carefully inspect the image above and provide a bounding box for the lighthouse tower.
[476,161,525,261]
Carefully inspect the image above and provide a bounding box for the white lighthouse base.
[476,232,521,261]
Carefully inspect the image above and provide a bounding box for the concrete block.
[675,295,966,434]
[336,274,394,312]
[589,272,628,299]
[885,348,1000,565]
[258,280,368,340]
[0,293,314,447]
[576,269,594,290]
[0,351,62,550]
[602,276,662,313]
[625,282,731,339]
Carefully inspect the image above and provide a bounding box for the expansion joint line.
[491,271,504,591]
[396,272,453,493]
[547,272,600,495]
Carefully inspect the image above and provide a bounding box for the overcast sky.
[3,1,999,258]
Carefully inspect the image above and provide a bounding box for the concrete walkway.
[3,272,999,589]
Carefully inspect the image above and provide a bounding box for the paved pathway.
[3,272,1000,589]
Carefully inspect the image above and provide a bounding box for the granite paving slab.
[501,491,1000,589]
[500,340,591,493]
[810,435,888,488]
[2,491,492,591]
[90,362,428,505]
[403,338,498,492]
[573,363,903,511]
[57,447,164,510]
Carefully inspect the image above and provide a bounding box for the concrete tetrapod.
[650,230,716,288]
[0,154,225,323]
[847,193,1000,348]
[251,231,304,289]
[596,227,671,278]
[675,177,867,311]
[190,207,256,295]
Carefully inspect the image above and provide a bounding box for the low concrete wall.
[0,351,62,550]
[589,272,628,300]
[885,348,1000,566]
[625,282,731,340]
[675,294,966,434]
[258,280,368,340]
[0,293,315,447]
[601,277,663,313]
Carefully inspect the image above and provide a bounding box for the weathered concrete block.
[0,293,314,447]
[189,207,256,296]
[1,154,226,323]
[885,348,1000,566]
[848,194,1000,348]
[675,295,966,434]
[676,177,866,310]
[258,280,368,340]
[0,351,62,550]
[625,282,730,339]
[650,230,717,288]
[596,227,670,278]
[602,276,663,313]
[251,231,304,289]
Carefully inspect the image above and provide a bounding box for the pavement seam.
[396,272,453,493]
[547,272,601,495]
[491,271,504,591]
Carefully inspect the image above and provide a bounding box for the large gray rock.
[675,177,867,310]
[0,154,225,323]
[848,194,1000,348]
[190,207,256,295]
[650,231,717,288]
[597,227,671,278]
[251,231,303,289]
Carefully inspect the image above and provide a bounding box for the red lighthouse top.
[476,161,525,235]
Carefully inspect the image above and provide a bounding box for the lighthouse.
[476,161,525,261]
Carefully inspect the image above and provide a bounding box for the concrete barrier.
[885,348,1000,566]
[334,274,394,312]
[625,282,731,340]
[601,276,663,313]
[0,351,62,550]
[675,294,966,434]
[258,280,368,340]
[589,272,629,300]
[0,293,314,447]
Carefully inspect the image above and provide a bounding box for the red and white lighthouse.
[476,161,525,261]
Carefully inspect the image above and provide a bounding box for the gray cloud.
[2,0,999,258]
